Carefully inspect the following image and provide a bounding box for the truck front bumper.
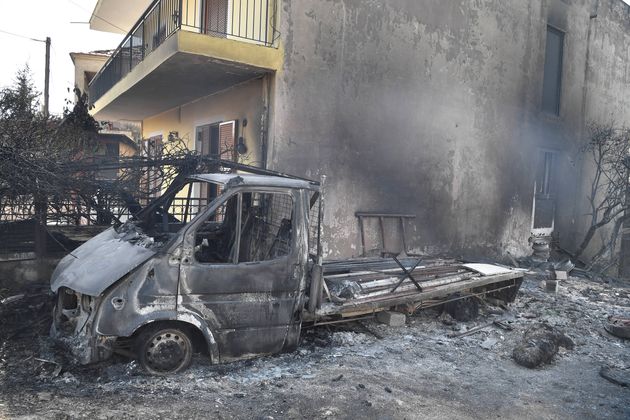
[50,288,116,364]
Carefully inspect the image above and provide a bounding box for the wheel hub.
[145,331,187,372]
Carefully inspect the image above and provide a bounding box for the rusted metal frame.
[322,256,451,274]
[355,273,479,303]
[182,182,193,222]
[355,272,521,307]
[358,215,366,256]
[310,314,375,327]
[311,279,519,324]
[390,256,423,292]
[400,217,408,255]
[231,192,243,264]
[340,266,466,283]
[359,271,472,296]
[60,156,320,185]
[378,216,386,252]
[316,272,523,317]
[316,191,323,259]
[355,212,416,256]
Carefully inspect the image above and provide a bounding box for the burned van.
[51,173,318,374]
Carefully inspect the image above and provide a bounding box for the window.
[542,26,564,115]
[194,194,239,263]
[194,191,294,264]
[239,192,294,262]
[196,121,236,159]
[204,0,229,37]
[196,121,237,201]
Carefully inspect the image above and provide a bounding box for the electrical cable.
[0,28,45,43]
[65,0,128,33]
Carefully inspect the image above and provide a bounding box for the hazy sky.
[0,0,122,115]
[1,0,629,115]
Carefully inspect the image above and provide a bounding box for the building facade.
[83,0,630,262]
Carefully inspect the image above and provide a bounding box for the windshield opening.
[125,180,224,239]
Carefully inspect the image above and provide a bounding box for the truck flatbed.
[308,257,525,320]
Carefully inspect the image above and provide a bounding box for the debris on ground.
[599,366,630,387]
[448,319,513,338]
[0,294,24,305]
[605,315,630,339]
[512,323,574,368]
[0,273,628,418]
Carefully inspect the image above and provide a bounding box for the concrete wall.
[269,0,630,259]
[143,77,266,166]
[583,1,630,123]
[70,53,108,95]
[572,0,630,264]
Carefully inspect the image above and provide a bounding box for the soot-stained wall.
[268,0,630,259]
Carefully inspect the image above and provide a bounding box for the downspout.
[260,0,280,170]
[570,0,599,249]
[580,0,599,129]
[260,74,272,169]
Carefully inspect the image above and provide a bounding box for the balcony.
[89,0,281,120]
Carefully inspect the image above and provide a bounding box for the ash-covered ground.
[1,274,629,419]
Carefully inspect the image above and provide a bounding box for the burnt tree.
[575,123,630,275]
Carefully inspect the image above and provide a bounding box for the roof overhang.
[69,52,110,65]
[90,0,154,34]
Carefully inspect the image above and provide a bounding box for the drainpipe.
[260,74,272,169]
[570,0,599,252]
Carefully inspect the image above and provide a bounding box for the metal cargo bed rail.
[310,258,525,320]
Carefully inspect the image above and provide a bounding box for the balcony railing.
[89,0,278,104]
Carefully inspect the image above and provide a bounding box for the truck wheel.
[135,324,193,375]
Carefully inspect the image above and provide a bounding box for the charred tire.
[135,324,193,375]
[444,294,479,322]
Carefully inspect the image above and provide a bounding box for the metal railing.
[89,0,278,104]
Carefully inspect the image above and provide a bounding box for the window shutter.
[219,121,237,161]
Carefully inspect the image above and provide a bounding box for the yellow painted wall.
[143,77,265,167]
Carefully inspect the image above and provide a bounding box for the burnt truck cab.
[51,173,318,374]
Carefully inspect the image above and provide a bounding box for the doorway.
[531,150,557,237]
[204,0,229,37]
[195,120,238,201]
